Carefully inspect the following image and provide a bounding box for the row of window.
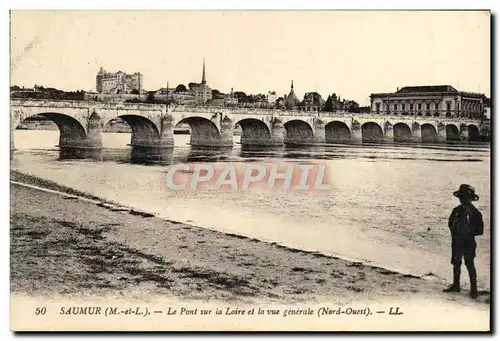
[370,111,483,118]
[375,102,448,112]
[374,102,482,113]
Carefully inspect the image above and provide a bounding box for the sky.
[10,10,490,105]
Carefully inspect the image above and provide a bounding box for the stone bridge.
[11,99,483,152]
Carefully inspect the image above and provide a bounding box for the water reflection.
[29,127,489,166]
[59,147,103,161]
[71,145,236,166]
[55,142,490,166]
[239,144,285,159]
[283,144,328,159]
[184,146,233,163]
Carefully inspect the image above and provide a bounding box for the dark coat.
[448,204,484,237]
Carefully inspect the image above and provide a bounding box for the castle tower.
[96,67,106,93]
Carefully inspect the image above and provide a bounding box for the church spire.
[201,58,206,85]
[290,80,294,92]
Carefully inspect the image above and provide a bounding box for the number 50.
[35,307,46,315]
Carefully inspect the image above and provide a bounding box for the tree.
[254,93,267,102]
[274,97,286,109]
[175,84,187,92]
[343,100,360,112]
[233,91,247,102]
[358,106,371,113]
[324,93,338,112]
[212,89,226,99]
[146,91,155,103]
[131,89,140,95]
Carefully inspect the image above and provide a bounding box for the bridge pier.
[54,111,103,158]
[159,115,175,147]
[58,116,103,159]
[219,116,234,147]
[269,119,285,146]
[411,124,422,143]
[313,118,326,144]
[437,124,447,142]
[460,124,469,141]
[351,124,362,143]
[383,123,394,143]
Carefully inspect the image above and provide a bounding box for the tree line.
[10,85,86,101]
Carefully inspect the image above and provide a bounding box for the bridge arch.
[393,122,412,142]
[16,112,88,148]
[468,124,481,142]
[283,119,314,145]
[446,124,460,141]
[361,122,383,143]
[176,116,221,147]
[421,123,437,142]
[234,118,271,145]
[325,121,351,143]
[103,117,131,133]
[103,114,161,148]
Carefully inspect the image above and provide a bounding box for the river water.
[11,130,491,289]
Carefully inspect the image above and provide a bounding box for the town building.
[224,88,239,106]
[370,85,486,119]
[154,84,196,105]
[300,92,325,111]
[483,97,491,120]
[96,67,143,94]
[189,59,212,105]
[267,91,278,104]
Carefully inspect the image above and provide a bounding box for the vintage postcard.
[9,10,491,332]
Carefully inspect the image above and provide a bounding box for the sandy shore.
[10,170,491,308]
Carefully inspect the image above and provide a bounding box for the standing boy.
[443,184,484,299]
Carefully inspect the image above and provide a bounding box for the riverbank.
[10,170,490,306]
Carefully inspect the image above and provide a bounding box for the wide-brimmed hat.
[453,184,479,201]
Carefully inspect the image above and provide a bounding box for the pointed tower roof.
[285,79,300,109]
[201,59,206,85]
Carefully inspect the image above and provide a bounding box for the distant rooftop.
[396,85,458,93]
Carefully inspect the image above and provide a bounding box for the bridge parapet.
[11,99,89,109]
[10,99,167,112]
[171,106,351,117]
[97,102,166,111]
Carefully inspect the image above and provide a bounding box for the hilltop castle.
[96,67,143,94]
